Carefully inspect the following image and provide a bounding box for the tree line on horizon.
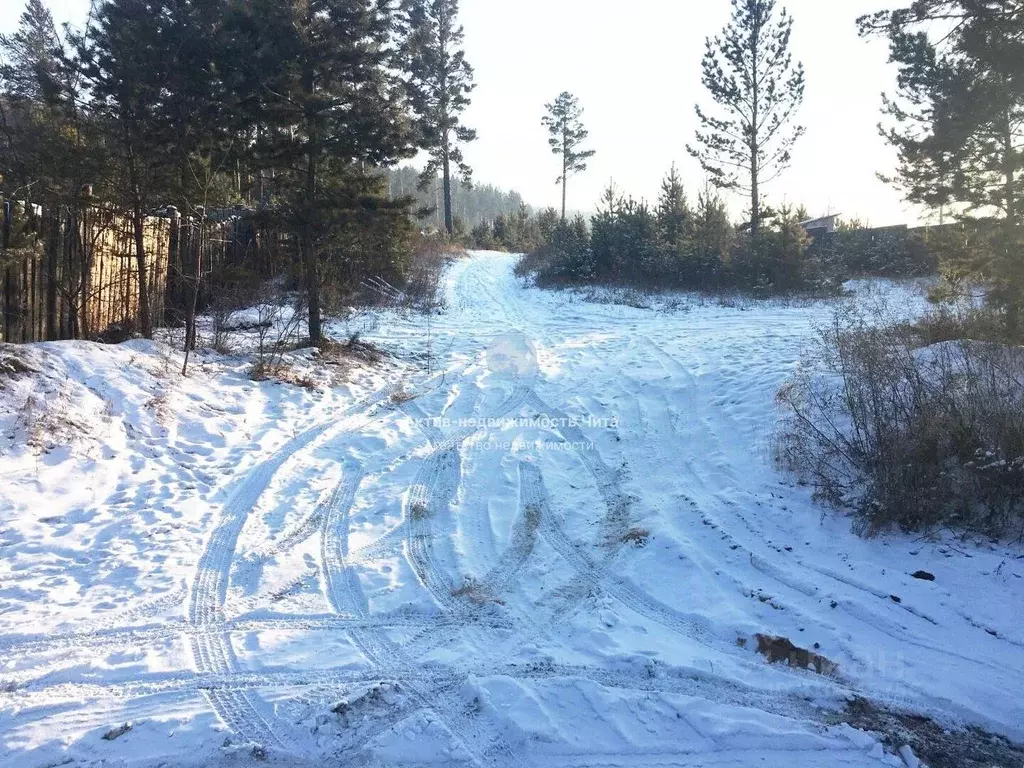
[384,165,531,230]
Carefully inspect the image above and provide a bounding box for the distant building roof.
[800,214,840,230]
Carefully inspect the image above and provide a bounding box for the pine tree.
[1,0,103,340]
[234,0,416,343]
[657,164,693,280]
[404,0,477,237]
[78,0,183,339]
[687,0,805,239]
[0,0,89,197]
[861,1,1024,329]
[542,92,596,220]
[693,183,734,285]
[590,181,621,277]
[0,0,65,104]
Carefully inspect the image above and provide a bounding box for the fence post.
[2,200,13,343]
[44,205,59,340]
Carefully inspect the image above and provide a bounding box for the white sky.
[2,0,926,226]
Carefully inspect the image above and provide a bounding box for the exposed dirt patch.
[832,697,1024,768]
[754,633,838,676]
[452,576,505,606]
[102,722,132,741]
[622,527,650,547]
[389,385,416,405]
[0,349,37,376]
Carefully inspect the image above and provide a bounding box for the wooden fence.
[0,201,291,343]
[1,201,171,342]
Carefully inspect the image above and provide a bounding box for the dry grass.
[776,304,1024,539]
[21,387,94,452]
[621,527,651,547]
[833,697,1024,768]
[318,334,386,366]
[250,361,319,390]
[389,385,416,405]
[145,391,173,427]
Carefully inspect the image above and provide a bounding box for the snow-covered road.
[1,251,1022,767]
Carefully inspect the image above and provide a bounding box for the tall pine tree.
[0,0,65,104]
[404,0,477,237]
[861,1,1024,328]
[233,0,416,342]
[687,0,805,239]
[79,0,185,339]
[542,92,595,220]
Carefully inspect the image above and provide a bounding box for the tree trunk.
[132,205,153,339]
[182,220,202,374]
[561,144,568,221]
[302,57,322,345]
[1002,106,1019,336]
[750,13,761,241]
[442,139,454,236]
[1004,108,1017,226]
[44,206,58,340]
[302,171,322,344]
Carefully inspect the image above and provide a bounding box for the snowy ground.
[1,251,1022,767]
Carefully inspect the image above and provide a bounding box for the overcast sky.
[2,0,925,226]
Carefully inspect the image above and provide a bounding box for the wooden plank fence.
[0,201,291,343]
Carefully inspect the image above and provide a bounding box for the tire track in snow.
[318,427,483,764]
[525,391,632,551]
[3,657,835,732]
[350,385,530,571]
[188,421,331,627]
[319,384,538,767]
[406,447,464,612]
[244,505,327,566]
[403,384,534,615]
[521,461,718,645]
[185,384,396,750]
[320,460,371,625]
[479,462,543,596]
[518,460,847,689]
[404,454,551,662]
[0,614,513,659]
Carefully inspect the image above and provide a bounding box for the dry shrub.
[388,385,415,405]
[250,361,318,390]
[318,334,385,366]
[402,234,461,310]
[22,387,93,451]
[776,305,1024,539]
[906,303,1022,347]
[754,633,838,676]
